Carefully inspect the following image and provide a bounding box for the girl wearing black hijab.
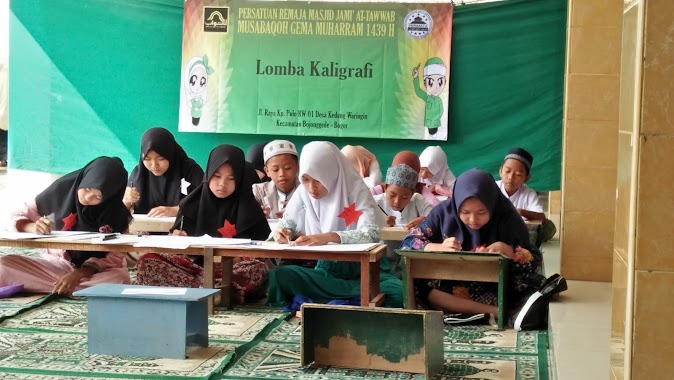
[0,157,132,295]
[124,127,204,217]
[135,145,271,302]
[400,169,544,320]
[246,142,270,183]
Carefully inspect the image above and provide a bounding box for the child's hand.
[386,215,396,227]
[148,206,177,217]
[171,229,187,236]
[261,205,271,218]
[427,184,437,194]
[274,227,293,244]
[32,217,53,235]
[412,66,419,79]
[440,236,462,251]
[405,216,425,230]
[123,186,140,209]
[52,267,95,295]
[291,233,337,246]
[275,208,285,218]
[486,242,514,257]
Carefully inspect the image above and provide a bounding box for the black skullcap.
[504,148,533,173]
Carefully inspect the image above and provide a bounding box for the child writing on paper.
[267,141,402,308]
[134,145,270,304]
[373,163,433,277]
[419,146,455,198]
[123,127,204,217]
[0,157,133,295]
[374,164,433,229]
[400,169,545,323]
[496,148,556,246]
[252,140,300,219]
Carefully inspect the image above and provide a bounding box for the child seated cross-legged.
[267,141,403,308]
[0,157,133,295]
[419,145,455,198]
[123,127,204,217]
[400,169,545,324]
[497,148,557,246]
[252,140,300,219]
[135,145,271,303]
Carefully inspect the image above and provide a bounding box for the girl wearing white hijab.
[419,146,455,197]
[267,141,402,308]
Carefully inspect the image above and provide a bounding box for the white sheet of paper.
[242,242,379,251]
[0,231,45,240]
[132,235,251,249]
[122,288,187,295]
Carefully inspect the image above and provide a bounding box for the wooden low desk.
[0,238,387,312]
[396,250,510,330]
[212,244,388,308]
[74,284,218,359]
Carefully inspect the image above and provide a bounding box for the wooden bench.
[73,284,219,359]
[396,250,510,330]
[301,304,444,378]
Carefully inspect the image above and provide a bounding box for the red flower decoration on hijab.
[338,202,363,227]
[218,220,237,238]
[61,213,77,231]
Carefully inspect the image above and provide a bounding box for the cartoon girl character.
[412,57,447,139]
[184,55,215,126]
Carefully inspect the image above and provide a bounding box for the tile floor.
[0,168,613,379]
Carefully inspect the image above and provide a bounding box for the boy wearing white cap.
[412,57,447,137]
[252,140,300,219]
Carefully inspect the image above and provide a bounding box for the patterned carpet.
[219,317,549,380]
[0,295,287,379]
[0,248,549,379]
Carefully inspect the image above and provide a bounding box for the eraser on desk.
[0,284,24,298]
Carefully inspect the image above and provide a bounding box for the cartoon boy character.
[412,57,447,137]
[184,55,215,126]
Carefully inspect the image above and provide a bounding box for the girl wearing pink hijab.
[340,145,382,188]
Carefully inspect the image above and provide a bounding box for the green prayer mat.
[218,318,549,380]
[0,294,51,322]
[0,296,288,379]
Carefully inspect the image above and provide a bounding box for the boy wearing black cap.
[496,148,556,245]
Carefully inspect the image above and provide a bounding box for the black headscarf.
[246,142,270,182]
[35,156,132,267]
[127,127,204,214]
[174,144,270,241]
[423,168,534,252]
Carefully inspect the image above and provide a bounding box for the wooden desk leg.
[497,258,509,330]
[360,256,371,307]
[402,257,416,310]
[368,259,385,307]
[202,248,215,315]
[218,257,232,309]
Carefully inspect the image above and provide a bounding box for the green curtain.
[8,0,566,190]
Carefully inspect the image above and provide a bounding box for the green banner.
[179,0,453,140]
